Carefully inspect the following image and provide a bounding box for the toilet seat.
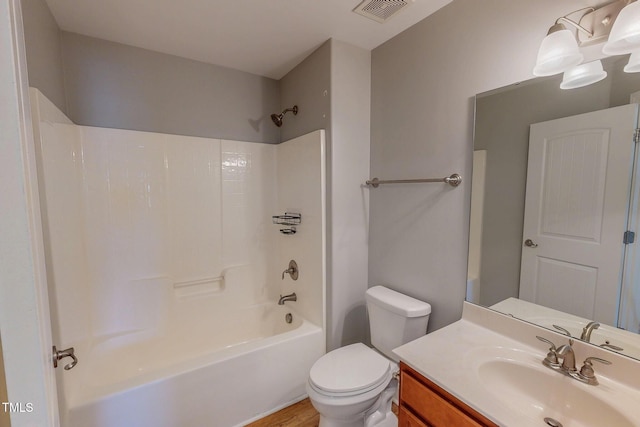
[309,343,391,397]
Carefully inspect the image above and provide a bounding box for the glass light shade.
[624,51,640,73]
[602,1,640,55]
[560,60,608,90]
[533,29,584,76]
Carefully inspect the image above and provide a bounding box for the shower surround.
[30,89,326,426]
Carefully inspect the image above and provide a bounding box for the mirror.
[470,55,640,360]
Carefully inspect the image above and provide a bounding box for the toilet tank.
[366,286,431,361]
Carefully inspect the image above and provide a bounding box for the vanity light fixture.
[624,51,640,72]
[533,0,640,88]
[602,0,640,54]
[560,60,608,89]
[533,23,584,76]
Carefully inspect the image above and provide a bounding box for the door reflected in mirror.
[470,55,640,360]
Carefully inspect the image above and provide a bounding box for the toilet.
[306,286,431,427]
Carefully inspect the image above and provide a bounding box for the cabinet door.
[402,372,484,427]
[399,363,498,427]
[399,406,429,427]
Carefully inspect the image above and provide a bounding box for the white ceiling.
[44,0,452,79]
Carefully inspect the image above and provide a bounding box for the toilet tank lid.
[366,286,431,317]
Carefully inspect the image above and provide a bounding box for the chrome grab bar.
[365,173,462,188]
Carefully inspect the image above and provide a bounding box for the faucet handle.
[578,357,611,385]
[536,335,557,351]
[552,324,572,337]
[536,336,559,366]
[582,356,611,368]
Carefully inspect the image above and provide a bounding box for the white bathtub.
[61,303,324,427]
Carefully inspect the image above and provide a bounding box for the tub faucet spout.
[278,292,297,305]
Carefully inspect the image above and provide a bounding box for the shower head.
[270,113,284,127]
[271,105,298,127]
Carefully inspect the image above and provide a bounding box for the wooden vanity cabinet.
[398,362,498,427]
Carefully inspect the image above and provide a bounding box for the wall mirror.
[470,55,640,360]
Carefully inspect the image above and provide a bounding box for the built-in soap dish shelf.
[173,275,224,298]
[272,212,301,235]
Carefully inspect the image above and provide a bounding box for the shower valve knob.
[282,260,299,280]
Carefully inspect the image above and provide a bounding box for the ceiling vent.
[352,0,410,23]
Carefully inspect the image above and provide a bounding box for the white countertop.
[392,302,640,427]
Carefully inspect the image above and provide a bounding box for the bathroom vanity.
[398,362,496,426]
[393,302,640,427]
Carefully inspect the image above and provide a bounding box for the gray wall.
[475,57,640,307]
[280,40,332,346]
[21,0,66,113]
[21,0,282,144]
[329,40,371,350]
[280,39,372,351]
[61,32,281,143]
[279,41,331,142]
[369,0,594,332]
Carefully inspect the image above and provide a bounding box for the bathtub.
[61,303,325,427]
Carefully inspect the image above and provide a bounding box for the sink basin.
[468,347,637,427]
[394,305,640,427]
[478,359,633,427]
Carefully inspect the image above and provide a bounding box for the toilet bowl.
[306,343,396,427]
[307,286,431,427]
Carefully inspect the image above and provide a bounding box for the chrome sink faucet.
[536,336,611,385]
[580,321,600,342]
[556,340,577,372]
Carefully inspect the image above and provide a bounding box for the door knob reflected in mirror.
[524,239,538,248]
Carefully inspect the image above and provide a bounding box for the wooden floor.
[246,398,399,427]
[246,398,319,427]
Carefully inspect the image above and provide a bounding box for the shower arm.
[282,106,298,115]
